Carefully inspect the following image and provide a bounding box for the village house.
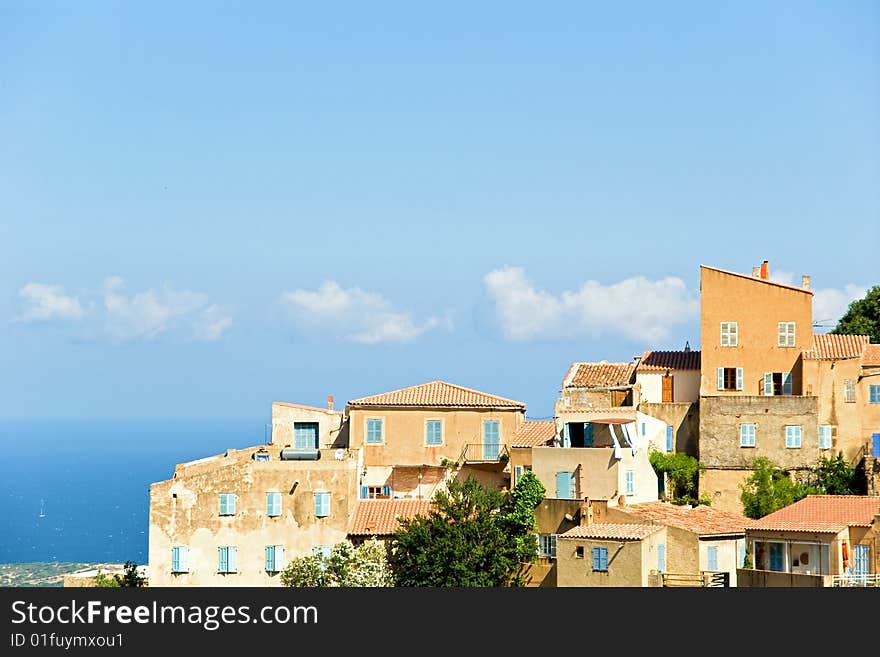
[636,349,701,457]
[740,495,880,587]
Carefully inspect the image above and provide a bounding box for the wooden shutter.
[661,375,674,402]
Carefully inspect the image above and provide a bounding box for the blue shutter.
[625,470,635,495]
[382,485,391,497]
[658,544,666,573]
[592,547,601,570]
[219,494,227,515]
[769,543,783,572]
[872,433,880,458]
[707,546,718,571]
[556,472,568,499]
[179,546,188,573]
[764,373,773,396]
[172,547,180,572]
[736,368,743,391]
[665,426,673,452]
[315,492,330,517]
[360,486,369,499]
[514,465,523,485]
[219,547,228,573]
[265,545,275,572]
[717,368,724,390]
[584,423,594,447]
[600,548,608,570]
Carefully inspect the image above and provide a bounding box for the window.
[658,544,666,574]
[785,425,802,449]
[360,485,391,499]
[265,545,284,573]
[555,471,576,499]
[266,492,282,517]
[666,425,673,452]
[254,452,270,462]
[218,546,237,573]
[314,491,331,517]
[365,418,384,443]
[171,546,188,573]
[738,542,746,569]
[740,423,756,448]
[778,322,796,347]
[625,470,635,495]
[707,546,718,571]
[219,493,236,516]
[818,425,833,450]
[293,422,319,449]
[844,379,856,403]
[575,546,585,559]
[483,420,501,459]
[513,465,532,487]
[717,367,743,391]
[312,545,332,559]
[720,322,738,347]
[870,385,880,404]
[538,534,558,559]
[425,420,443,446]
[763,372,792,396]
[592,547,609,571]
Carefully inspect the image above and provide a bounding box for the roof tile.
[862,344,880,367]
[565,362,637,388]
[624,502,748,536]
[348,499,433,536]
[348,381,525,408]
[637,350,701,372]
[802,334,870,360]
[559,523,663,540]
[511,420,557,447]
[748,495,880,533]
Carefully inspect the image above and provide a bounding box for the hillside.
[0,562,117,587]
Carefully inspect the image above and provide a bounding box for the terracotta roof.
[349,499,433,536]
[559,523,663,541]
[564,362,637,388]
[511,420,557,447]
[625,503,748,536]
[637,350,701,372]
[748,495,880,533]
[348,381,525,408]
[699,264,813,295]
[802,334,870,360]
[862,344,880,367]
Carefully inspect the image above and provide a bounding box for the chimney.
[580,498,607,525]
[802,275,811,291]
[760,260,769,280]
[327,394,334,411]
[751,266,761,278]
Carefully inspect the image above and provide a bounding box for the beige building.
[149,401,360,587]
[636,349,701,457]
[557,521,666,587]
[606,502,747,586]
[741,495,880,587]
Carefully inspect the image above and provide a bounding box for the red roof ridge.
[348,380,525,408]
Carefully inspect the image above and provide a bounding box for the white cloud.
[17,283,84,322]
[102,277,232,342]
[812,284,866,330]
[279,281,445,344]
[484,266,699,343]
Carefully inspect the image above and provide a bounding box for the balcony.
[832,573,880,587]
[458,443,510,465]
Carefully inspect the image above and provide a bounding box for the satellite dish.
[334,449,345,461]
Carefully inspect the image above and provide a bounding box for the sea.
[0,417,266,565]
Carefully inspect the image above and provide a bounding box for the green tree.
[279,540,392,587]
[831,285,880,343]
[648,451,706,505]
[388,473,544,587]
[112,561,146,587]
[94,570,120,588]
[740,457,814,519]
[807,452,863,495]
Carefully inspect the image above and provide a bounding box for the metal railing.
[661,571,730,588]
[831,573,880,587]
[458,443,510,463]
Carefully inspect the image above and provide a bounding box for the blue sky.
[2,2,878,420]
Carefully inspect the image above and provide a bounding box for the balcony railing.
[831,573,880,587]
[458,443,510,463]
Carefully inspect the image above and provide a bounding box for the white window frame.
[625,469,635,495]
[818,425,833,450]
[266,491,282,517]
[425,419,443,446]
[778,322,796,347]
[219,493,236,516]
[785,425,802,449]
[171,546,189,574]
[870,385,880,404]
[740,423,756,448]
[538,533,558,559]
[265,545,284,573]
[720,322,738,347]
[218,546,237,574]
[844,379,856,403]
[314,491,331,518]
